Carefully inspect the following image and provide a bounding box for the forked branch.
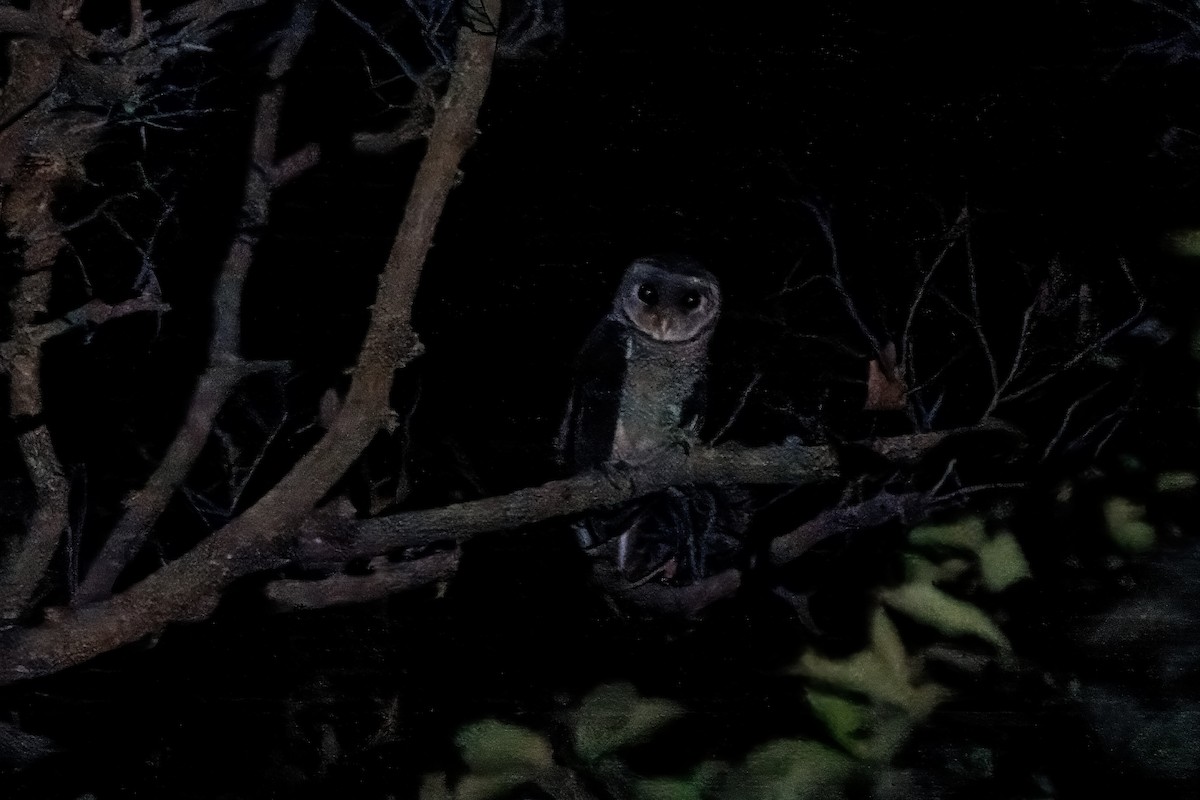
[76,0,322,604]
[0,0,504,686]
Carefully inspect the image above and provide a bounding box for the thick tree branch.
[0,8,45,36]
[75,0,322,604]
[0,106,82,619]
[0,296,169,355]
[264,551,460,612]
[769,490,929,566]
[299,442,844,565]
[287,432,984,615]
[0,0,502,685]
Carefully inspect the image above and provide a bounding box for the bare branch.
[769,472,1026,568]
[931,481,1027,504]
[964,216,999,395]
[769,490,928,566]
[1001,298,1145,406]
[0,295,169,354]
[900,207,968,384]
[126,0,145,43]
[799,200,882,354]
[597,565,742,619]
[328,0,422,84]
[0,0,503,684]
[709,372,761,445]
[0,73,90,617]
[299,441,841,565]
[0,427,68,621]
[1,417,997,684]
[985,300,1037,416]
[1041,386,1106,461]
[0,279,71,621]
[163,0,268,32]
[76,0,322,604]
[300,427,996,567]
[270,142,322,187]
[264,551,459,611]
[0,8,46,35]
[354,119,429,155]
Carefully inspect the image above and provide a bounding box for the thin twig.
[900,207,968,387]
[1040,386,1106,461]
[985,300,1037,416]
[931,482,1027,504]
[710,372,762,444]
[799,199,882,354]
[1000,299,1145,406]
[963,213,999,395]
[328,0,423,84]
[929,458,958,495]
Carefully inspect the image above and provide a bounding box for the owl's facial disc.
[616,260,721,343]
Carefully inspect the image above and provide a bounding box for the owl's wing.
[557,317,628,473]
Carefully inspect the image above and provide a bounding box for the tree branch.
[264,550,460,612]
[75,0,322,604]
[0,0,503,685]
[0,8,45,36]
[769,490,929,566]
[286,429,995,617]
[297,442,844,565]
[900,207,967,385]
[0,295,168,355]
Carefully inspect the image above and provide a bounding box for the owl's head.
[614,255,721,343]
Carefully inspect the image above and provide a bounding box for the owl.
[559,255,737,585]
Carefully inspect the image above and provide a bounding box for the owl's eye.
[681,290,702,310]
[636,283,659,306]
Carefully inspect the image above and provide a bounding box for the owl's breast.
[612,344,704,460]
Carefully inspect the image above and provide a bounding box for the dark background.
[4,0,1200,797]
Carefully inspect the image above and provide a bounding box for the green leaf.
[455,720,553,776]
[574,682,686,762]
[907,517,987,553]
[789,608,944,717]
[1168,228,1200,258]
[976,531,1031,592]
[456,773,529,800]
[879,583,1011,658]
[1103,496,1157,554]
[635,777,703,800]
[807,690,869,756]
[902,553,971,584]
[1155,471,1198,493]
[721,739,857,800]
